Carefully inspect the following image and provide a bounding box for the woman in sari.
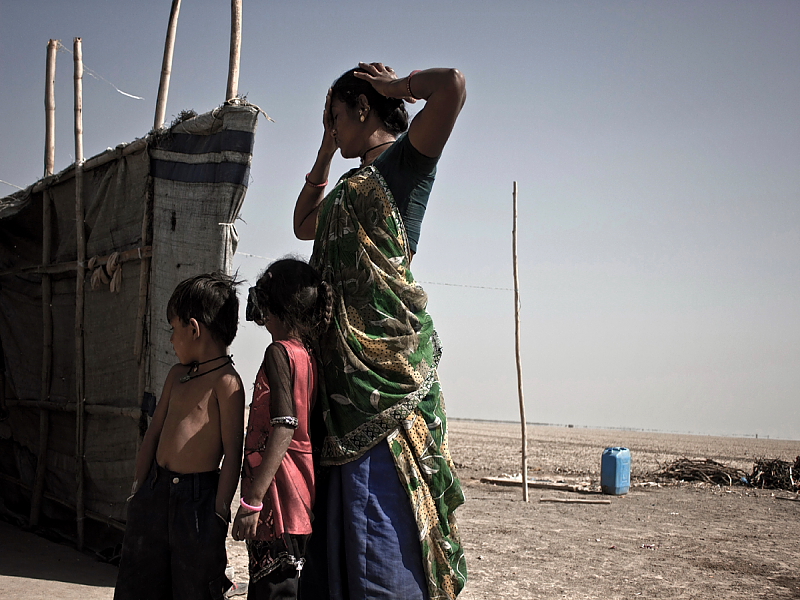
[293,62,467,600]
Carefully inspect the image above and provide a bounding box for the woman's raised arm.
[355,63,467,158]
[294,89,337,240]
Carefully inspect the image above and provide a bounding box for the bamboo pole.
[539,497,612,505]
[73,37,87,549]
[0,245,152,278]
[134,203,152,363]
[20,137,147,197]
[31,195,54,529]
[0,352,5,420]
[512,181,529,502]
[81,138,147,171]
[7,399,142,418]
[154,0,182,130]
[30,39,58,528]
[226,0,243,102]
[44,40,57,175]
[134,175,152,444]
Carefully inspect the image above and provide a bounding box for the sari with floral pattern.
[310,166,467,599]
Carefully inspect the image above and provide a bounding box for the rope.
[0,179,25,191]
[236,251,277,261]
[88,252,122,293]
[108,252,122,292]
[56,41,144,101]
[417,280,513,292]
[88,256,107,289]
[232,252,510,292]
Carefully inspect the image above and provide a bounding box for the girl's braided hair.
[246,257,333,343]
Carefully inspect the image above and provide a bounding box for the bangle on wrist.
[240,498,263,512]
[305,173,327,188]
[407,70,422,100]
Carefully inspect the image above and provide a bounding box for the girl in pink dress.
[232,258,332,600]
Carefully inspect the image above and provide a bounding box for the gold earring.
[360,114,365,122]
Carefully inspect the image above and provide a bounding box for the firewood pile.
[654,458,746,486]
[749,457,800,492]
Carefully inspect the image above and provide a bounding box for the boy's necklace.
[180,355,233,383]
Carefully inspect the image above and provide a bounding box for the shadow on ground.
[0,519,117,591]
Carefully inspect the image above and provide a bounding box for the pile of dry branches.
[749,457,800,492]
[655,458,746,486]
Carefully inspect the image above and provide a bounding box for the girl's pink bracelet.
[240,498,263,512]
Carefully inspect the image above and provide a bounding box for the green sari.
[310,166,467,599]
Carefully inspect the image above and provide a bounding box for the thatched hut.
[0,101,259,552]
[1,2,256,552]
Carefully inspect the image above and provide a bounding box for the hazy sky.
[2,1,798,440]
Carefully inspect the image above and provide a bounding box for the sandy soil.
[222,420,800,599]
[445,421,800,600]
[2,420,799,599]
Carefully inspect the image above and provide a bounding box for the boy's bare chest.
[166,386,218,425]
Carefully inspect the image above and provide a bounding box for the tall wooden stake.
[44,40,57,176]
[226,0,243,102]
[512,181,529,502]
[73,37,87,549]
[154,0,182,130]
[30,39,58,527]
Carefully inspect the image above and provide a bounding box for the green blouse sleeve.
[372,133,439,254]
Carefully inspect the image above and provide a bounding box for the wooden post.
[0,347,5,421]
[73,37,87,549]
[0,365,4,414]
[134,185,152,442]
[30,39,58,527]
[154,0,182,130]
[226,0,243,101]
[512,181,529,502]
[44,40,57,176]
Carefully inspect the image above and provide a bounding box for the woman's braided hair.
[331,67,409,135]
[246,257,333,343]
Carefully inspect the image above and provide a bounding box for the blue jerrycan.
[601,447,631,495]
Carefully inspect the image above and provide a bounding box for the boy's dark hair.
[246,258,333,342]
[167,272,240,347]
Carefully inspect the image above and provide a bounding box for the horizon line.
[448,417,792,441]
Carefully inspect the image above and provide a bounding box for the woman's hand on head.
[320,88,337,154]
[295,89,336,240]
[354,62,417,103]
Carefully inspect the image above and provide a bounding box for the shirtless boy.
[114,272,245,600]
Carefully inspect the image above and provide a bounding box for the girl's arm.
[294,89,338,240]
[232,344,297,540]
[232,425,294,539]
[355,63,467,158]
[215,372,246,521]
[130,366,176,496]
